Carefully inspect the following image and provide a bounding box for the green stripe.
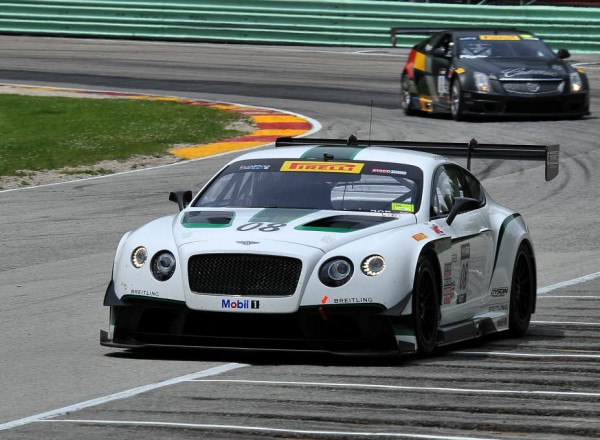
[300,145,363,160]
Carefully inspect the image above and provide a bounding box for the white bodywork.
[104,145,533,354]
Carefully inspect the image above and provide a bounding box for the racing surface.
[1,36,599,438]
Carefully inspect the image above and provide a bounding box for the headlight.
[474,71,491,93]
[570,71,583,92]
[361,255,386,277]
[131,246,148,268]
[151,251,176,281]
[319,257,354,287]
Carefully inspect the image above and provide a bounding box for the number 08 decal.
[236,222,287,232]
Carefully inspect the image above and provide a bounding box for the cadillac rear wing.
[275,136,559,181]
[389,27,527,47]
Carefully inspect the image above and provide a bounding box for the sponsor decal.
[237,241,260,245]
[239,164,270,171]
[412,232,428,241]
[461,243,471,260]
[451,254,458,263]
[501,67,558,78]
[497,317,508,327]
[480,35,520,41]
[371,168,407,176]
[431,224,445,235]
[443,284,455,305]
[391,202,414,213]
[457,293,467,304]
[321,296,329,304]
[280,161,363,174]
[221,299,260,309]
[489,304,509,312]
[130,289,159,298]
[332,297,373,304]
[491,287,509,297]
[443,263,452,278]
[454,68,465,75]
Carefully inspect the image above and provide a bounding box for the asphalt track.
[0,36,599,439]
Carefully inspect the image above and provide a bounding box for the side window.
[431,165,483,218]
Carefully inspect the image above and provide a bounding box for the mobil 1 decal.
[457,243,470,304]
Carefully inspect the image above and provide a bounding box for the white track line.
[39,420,500,440]
[190,379,600,398]
[531,320,600,326]
[0,363,247,431]
[537,295,599,299]
[537,271,600,294]
[454,351,600,359]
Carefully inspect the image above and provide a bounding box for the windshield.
[456,35,555,60]
[194,158,423,214]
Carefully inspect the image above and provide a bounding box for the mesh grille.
[188,254,302,296]
[501,81,563,95]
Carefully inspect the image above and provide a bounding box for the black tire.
[401,75,417,116]
[412,255,440,355]
[450,79,465,121]
[508,243,535,337]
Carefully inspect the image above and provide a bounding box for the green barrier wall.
[1,0,599,52]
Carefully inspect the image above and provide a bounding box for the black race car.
[394,28,590,120]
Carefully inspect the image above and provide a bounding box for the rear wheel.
[412,255,440,355]
[401,75,417,116]
[450,79,465,121]
[508,244,535,336]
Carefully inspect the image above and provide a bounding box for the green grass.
[0,94,251,176]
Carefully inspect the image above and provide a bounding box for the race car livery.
[394,28,590,120]
[101,136,558,356]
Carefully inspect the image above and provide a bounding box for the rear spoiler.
[275,136,559,181]
[390,27,528,47]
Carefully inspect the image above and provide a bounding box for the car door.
[418,33,453,109]
[430,164,494,324]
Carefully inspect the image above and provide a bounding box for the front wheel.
[508,243,535,336]
[450,79,465,121]
[412,255,440,355]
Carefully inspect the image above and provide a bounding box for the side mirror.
[446,197,480,226]
[557,48,570,60]
[169,190,193,212]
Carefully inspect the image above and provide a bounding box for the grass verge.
[0,94,251,177]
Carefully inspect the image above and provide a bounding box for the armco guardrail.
[0,0,599,52]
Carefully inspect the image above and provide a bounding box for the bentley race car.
[394,28,590,120]
[101,136,558,356]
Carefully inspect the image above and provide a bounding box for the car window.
[195,158,423,214]
[431,164,484,218]
[456,35,555,60]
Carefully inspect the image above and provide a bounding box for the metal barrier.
[0,0,598,52]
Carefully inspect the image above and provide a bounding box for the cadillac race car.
[101,136,558,356]
[393,28,590,120]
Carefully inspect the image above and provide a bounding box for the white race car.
[101,136,558,356]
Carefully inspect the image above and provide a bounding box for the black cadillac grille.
[501,81,563,95]
[188,254,302,296]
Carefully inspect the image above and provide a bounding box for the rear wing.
[390,27,528,47]
[275,136,559,181]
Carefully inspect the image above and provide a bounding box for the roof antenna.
[368,99,373,146]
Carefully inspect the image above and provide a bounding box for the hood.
[458,58,569,80]
[172,208,416,253]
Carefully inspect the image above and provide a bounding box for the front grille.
[501,80,563,95]
[188,254,302,296]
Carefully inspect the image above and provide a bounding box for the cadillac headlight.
[151,251,176,281]
[570,71,583,93]
[474,71,491,93]
[319,257,354,287]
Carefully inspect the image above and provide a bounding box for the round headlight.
[151,251,176,281]
[131,246,148,268]
[361,255,386,276]
[319,257,354,287]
